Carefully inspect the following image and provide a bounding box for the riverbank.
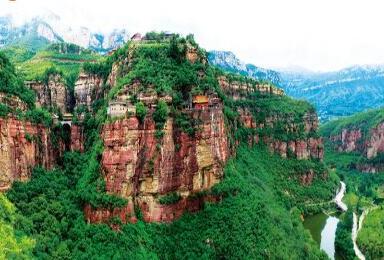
[352,212,366,260]
[303,181,347,260]
[334,181,347,211]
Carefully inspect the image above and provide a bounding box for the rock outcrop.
[25,74,68,114]
[74,72,104,110]
[85,104,229,223]
[0,93,28,111]
[218,75,284,99]
[70,125,84,152]
[0,118,55,191]
[329,122,384,159]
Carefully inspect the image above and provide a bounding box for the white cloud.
[1,0,384,71]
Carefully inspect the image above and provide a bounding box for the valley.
[209,51,384,122]
[0,11,383,260]
[0,33,340,258]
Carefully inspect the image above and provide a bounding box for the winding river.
[303,213,341,259]
[303,181,347,260]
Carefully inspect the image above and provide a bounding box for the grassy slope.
[321,107,384,138]
[2,43,103,82]
[357,207,384,259]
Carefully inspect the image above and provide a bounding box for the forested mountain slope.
[0,33,338,258]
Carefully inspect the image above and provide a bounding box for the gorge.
[0,32,370,259]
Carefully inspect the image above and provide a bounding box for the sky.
[1,0,384,72]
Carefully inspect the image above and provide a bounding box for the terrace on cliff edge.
[0,33,339,258]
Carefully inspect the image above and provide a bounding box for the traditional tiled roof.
[192,95,208,104]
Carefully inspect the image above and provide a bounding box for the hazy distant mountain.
[280,65,384,121]
[209,50,384,122]
[208,51,281,86]
[0,14,129,53]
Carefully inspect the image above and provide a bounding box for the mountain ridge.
[0,14,129,53]
[209,50,384,121]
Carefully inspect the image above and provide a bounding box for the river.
[303,212,342,260]
[303,181,347,259]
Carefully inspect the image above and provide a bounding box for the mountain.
[0,34,336,258]
[209,51,384,122]
[280,65,384,121]
[208,50,281,86]
[0,14,129,53]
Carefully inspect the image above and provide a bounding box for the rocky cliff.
[79,37,328,224]
[25,74,68,114]
[0,118,54,191]
[220,77,323,160]
[322,108,384,172]
[85,103,228,222]
[329,123,384,160]
[74,72,104,110]
[1,35,327,224]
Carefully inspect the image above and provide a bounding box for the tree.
[152,100,169,129]
[135,102,147,123]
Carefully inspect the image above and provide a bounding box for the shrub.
[0,104,11,118]
[158,192,181,205]
[42,67,63,85]
[24,108,53,127]
[153,100,168,129]
[135,102,147,122]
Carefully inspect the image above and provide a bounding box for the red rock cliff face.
[70,125,84,152]
[329,122,384,159]
[85,106,229,223]
[0,118,55,191]
[330,129,363,153]
[236,108,323,161]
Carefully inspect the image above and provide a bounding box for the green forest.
[1,145,338,259]
[0,34,345,259]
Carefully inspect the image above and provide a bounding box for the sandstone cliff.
[2,36,327,225]
[322,108,384,172]
[326,122,384,159]
[85,104,228,222]
[81,39,326,224]
[25,74,68,114]
[0,118,54,191]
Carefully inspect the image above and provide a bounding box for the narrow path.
[334,181,347,212]
[352,206,379,260]
[352,212,366,260]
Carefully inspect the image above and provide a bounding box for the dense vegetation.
[357,207,384,259]
[0,193,34,258]
[334,210,355,260]
[17,43,102,82]
[0,34,340,258]
[320,107,384,138]
[4,145,336,259]
[0,52,35,107]
[322,132,384,259]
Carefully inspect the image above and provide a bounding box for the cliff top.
[321,107,384,138]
